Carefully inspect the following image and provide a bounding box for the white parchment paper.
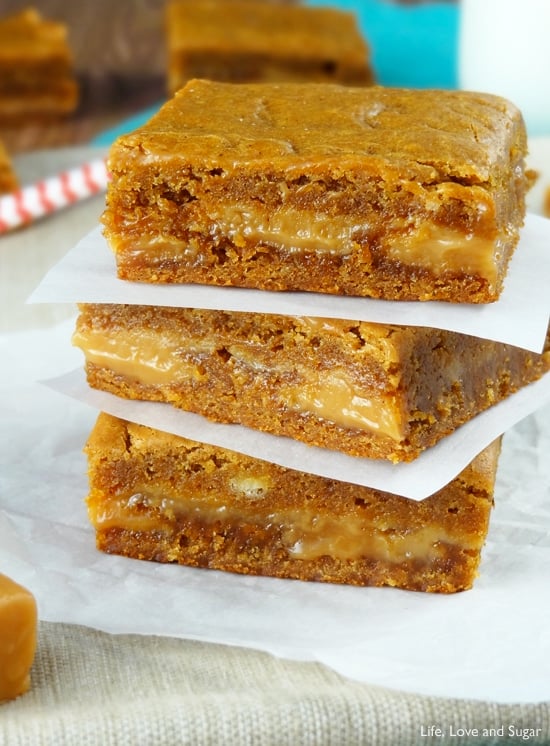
[28,214,550,352]
[1,318,550,704]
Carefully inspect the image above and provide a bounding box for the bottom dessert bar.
[85,413,501,594]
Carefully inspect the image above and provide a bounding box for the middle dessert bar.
[73,305,550,463]
[102,79,530,303]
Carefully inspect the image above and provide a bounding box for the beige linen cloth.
[1,621,548,746]
[2,147,550,746]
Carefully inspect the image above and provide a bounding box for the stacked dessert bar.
[74,80,550,593]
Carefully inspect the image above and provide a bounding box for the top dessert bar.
[166,0,374,94]
[0,8,78,123]
[102,80,530,303]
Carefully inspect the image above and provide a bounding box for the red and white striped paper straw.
[0,158,110,234]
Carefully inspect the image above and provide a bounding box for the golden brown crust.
[85,413,500,593]
[74,304,550,462]
[167,0,374,93]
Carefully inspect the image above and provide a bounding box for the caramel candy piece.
[0,574,37,702]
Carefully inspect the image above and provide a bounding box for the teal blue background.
[92,0,459,146]
[306,0,458,89]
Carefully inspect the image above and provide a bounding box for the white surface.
[1,144,550,704]
[0,146,108,333]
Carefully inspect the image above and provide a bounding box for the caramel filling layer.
[280,515,450,563]
[73,327,209,386]
[90,488,468,564]
[115,203,500,283]
[280,370,403,441]
[73,326,403,440]
[389,224,501,282]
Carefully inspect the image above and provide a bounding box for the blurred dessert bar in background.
[0,8,78,123]
[166,0,374,93]
[85,412,501,593]
[0,0,166,115]
[102,80,529,303]
[0,139,18,193]
[73,305,550,463]
[0,0,165,157]
[0,0,305,117]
